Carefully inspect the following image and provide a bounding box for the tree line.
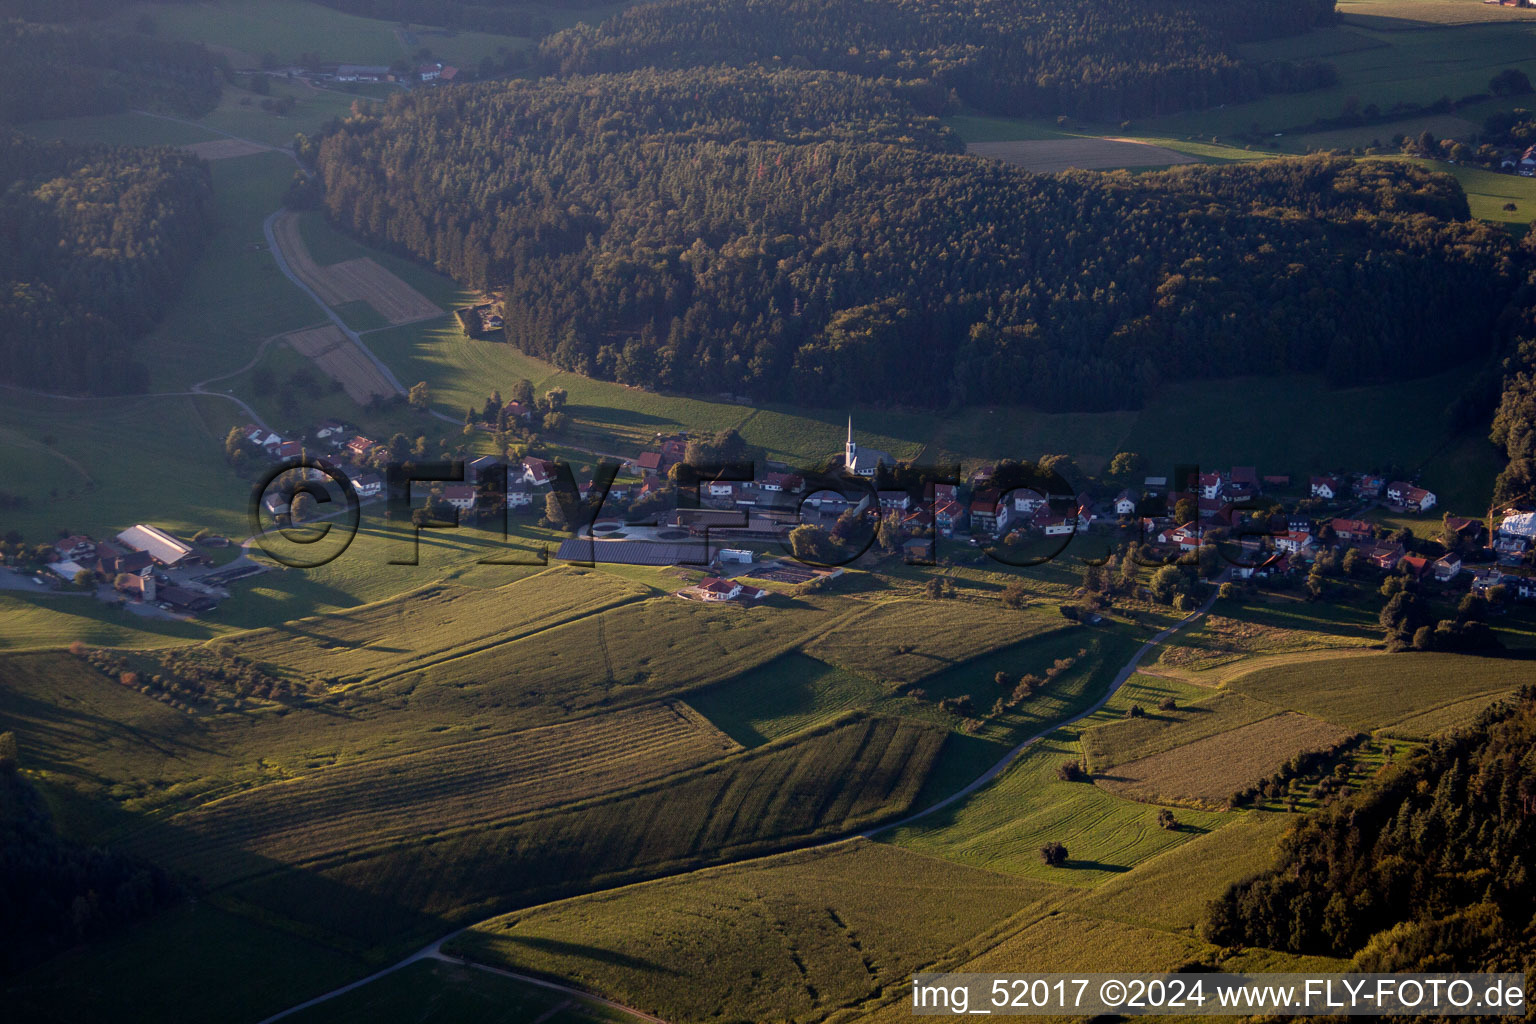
[0,131,214,393]
[1204,688,1536,977]
[538,0,1337,121]
[310,69,1518,411]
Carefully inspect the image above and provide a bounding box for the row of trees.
[538,0,1337,121]
[0,131,214,393]
[312,71,1519,412]
[1204,688,1536,975]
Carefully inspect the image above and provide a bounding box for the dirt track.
[967,138,1198,174]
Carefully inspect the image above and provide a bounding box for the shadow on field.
[495,935,679,975]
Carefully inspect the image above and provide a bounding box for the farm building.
[116,525,194,567]
[1309,476,1341,500]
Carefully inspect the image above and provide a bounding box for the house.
[352,474,383,499]
[47,559,87,583]
[1143,476,1168,492]
[158,585,217,613]
[1331,518,1374,542]
[116,525,193,567]
[262,492,291,517]
[523,458,556,487]
[695,577,760,602]
[844,419,892,477]
[1288,516,1313,535]
[718,548,754,565]
[1198,472,1224,500]
[635,452,664,475]
[969,490,1009,534]
[1040,515,1078,537]
[1495,511,1536,555]
[502,401,533,422]
[1386,481,1436,512]
[931,483,957,504]
[1433,553,1462,582]
[1012,490,1048,514]
[1354,474,1386,498]
[1399,554,1431,579]
[1112,489,1137,516]
[1309,476,1342,500]
[761,472,802,492]
[1197,497,1232,524]
[468,455,502,482]
[1274,531,1315,555]
[56,534,95,561]
[245,425,283,452]
[705,481,736,501]
[1366,543,1406,571]
[315,419,347,440]
[1155,521,1201,551]
[1444,516,1487,546]
[418,62,444,81]
[1521,145,1536,176]
[277,440,303,459]
[114,567,155,602]
[506,481,533,508]
[933,500,963,536]
[877,490,910,511]
[94,542,152,578]
[661,438,688,463]
[335,64,390,83]
[345,435,377,460]
[442,484,476,512]
[439,66,459,82]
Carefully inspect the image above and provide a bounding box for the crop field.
[1072,811,1294,932]
[1096,712,1357,808]
[684,652,896,745]
[803,599,1064,684]
[226,714,955,948]
[415,592,856,727]
[1227,651,1535,732]
[285,960,630,1024]
[129,700,740,885]
[886,729,1229,885]
[281,323,398,401]
[451,839,1061,1024]
[1081,690,1283,772]
[235,568,651,683]
[19,111,221,147]
[271,212,440,325]
[0,592,231,652]
[967,138,1198,173]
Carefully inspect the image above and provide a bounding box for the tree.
[789,524,832,563]
[408,381,431,411]
[1107,451,1142,480]
[994,670,1010,688]
[1490,68,1533,97]
[1158,696,1177,712]
[1039,841,1068,867]
[1057,760,1087,781]
[72,569,93,588]
[544,490,572,528]
[1001,583,1028,609]
[1174,496,1198,525]
[1149,564,1189,604]
[544,387,567,412]
[1157,808,1177,830]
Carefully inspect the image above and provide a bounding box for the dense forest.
[1204,689,1536,976]
[1491,242,1536,505]
[539,0,1338,121]
[0,131,213,393]
[0,19,225,123]
[313,70,1518,410]
[0,733,181,977]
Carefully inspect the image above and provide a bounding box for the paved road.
[255,581,1224,1023]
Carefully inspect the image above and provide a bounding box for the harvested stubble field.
[272,211,439,324]
[281,323,396,402]
[236,568,651,683]
[226,714,954,948]
[803,599,1064,683]
[966,138,1198,173]
[1154,612,1376,675]
[1096,712,1357,808]
[451,839,1060,1024]
[128,700,739,885]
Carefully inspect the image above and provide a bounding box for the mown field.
[450,840,1060,1024]
[1226,651,1535,733]
[684,652,896,746]
[127,700,740,885]
[802,599,1065,684]
[1081,689,1283,772]
[1097,711,1357,808]
[224,714,956,950]
[234,567,652,683]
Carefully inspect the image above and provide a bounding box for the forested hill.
[539,0,1338,121]
[313,70,1518,410]
[0,20,225,124]
[0,132,213,394]
[1204,688,1536,977]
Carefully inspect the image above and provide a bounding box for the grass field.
[1071,810,1294,933]
[18,112,221,147]
[1081,690,1283,772]
[285,960,631,1024]
[451,840,1060,1024]
[1226,651,1535,733]
[683,652,896,745]
[1152,606,1378,676]
[802,599,1065,684]
[966,138,1198,173]
[234,566,650,683]
[106,0,536,67]
[225,714,956,949]
[1380,158,1536,232]
[1338,0,1536,26]
[129,699,740,885]
[1097,711,1357,808]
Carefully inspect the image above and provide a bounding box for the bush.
[1057,760,1088,782]
[1039,841,1069,867]
[1157,696,1178,712]
[1157,807,1178,830]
